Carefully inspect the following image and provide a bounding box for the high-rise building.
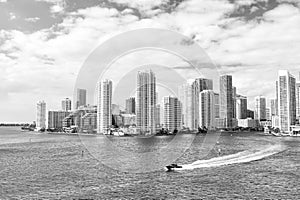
[219,75,233,128]
[199,90,215,130]
[179,79,199,130]
[214,93,220,119]
[112,104,120,115]
[163,96,182,133]
[247,109,254,119]
[136,70,156,134]
[236,95,247,119]
[296,81,300,122]
[195,78,213,92]
[62,98,72,111]
[48,111,70,129]
[76,88,87,109]
[275,81,279,116]
[277,70,296,132]
[125,97,135,114]
[254,96,266,120]
[270,99,277,116]
[36,101,46,130]
[232,87,237,119]
[97,80,112,134]
[155,104,161,129]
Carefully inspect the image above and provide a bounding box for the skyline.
[1,0,300,122]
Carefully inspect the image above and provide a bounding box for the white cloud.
[25,17,40,22]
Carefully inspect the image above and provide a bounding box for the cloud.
[25,17,40,22]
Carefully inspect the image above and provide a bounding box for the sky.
[0,0,300,123]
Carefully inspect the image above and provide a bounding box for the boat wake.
[178,144,285,170]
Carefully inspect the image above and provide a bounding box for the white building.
[179,79,199,130]
[97,80,112,134]
[36,101,46,130]
[254,95,266,120]
[237,118,258,128]
[296,81,300,122]
[272,115,280,128]
[277,70,296,132]
[199,90,215,130]
[136,70,156,134]
[236,95,247,119]
[163,96,182,133]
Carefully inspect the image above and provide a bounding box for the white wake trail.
[178,144,284,170]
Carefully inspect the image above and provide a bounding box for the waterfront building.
[63,105,97,132]
[254,96,266,120]
[163,96,182,133]
[136,70,156,134]
[272,115,280,128]
[121,114,136,126]
[155,104,161,129]
[266,108,271,120]
[237,118,258,128]
[36,101,46,130]
[76,88,87,109]
[62,98,72,111]
[277,70,296,132]
[219,75,233,128]
[179,79,199,130]
[48,111,71,129]
[112,114,123,127]
[97,80,113,134]
[236,95,247,119]
[125,97,135,114]
[199,90,215,130]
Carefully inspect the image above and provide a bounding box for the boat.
[165,164,182,172]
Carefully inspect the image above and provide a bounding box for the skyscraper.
[97,80,112,134]
[270,99,277,116]
[219,75,233,128]
[125,97,135,114]
[195,78,213,92]
[76,88,87,109]
[232,86,237,119]
[62,98,72,111]
[266,108,271,120]
[277,70,296,132]
[36,101,46,130]
[296,81,300,122]
[136,70,156,134]
[163,96,182,133]
[214,93,220,119]
[179,79,199,130]
[236,95,247,119]
[199,90,215,130]
[254,96,266,120]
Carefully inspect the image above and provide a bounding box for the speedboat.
[165,164,182,172]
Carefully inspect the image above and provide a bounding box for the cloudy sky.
[1,0,300,123]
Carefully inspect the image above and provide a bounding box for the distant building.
[112,114,123,127]
[236,95,247,119]
[155,104,161,129]
[232,86,237,119]
[163,96,182,133]
[247,109,254,119]
[272,115,280,128]
[179,79,199,130]
[136,70,156,134]
[76,89,87,109]
[270,99,277,116]
[277,70,296,132]
[254,96,266,120]
[219,75,233,128]
[36,101,46,130]
[112,104,120,115]
[97,80,112,134]
[214,93,220,119]
[199,90,215,130]
[62,98,72,111]
[125,97,135,114]
[195,78,213,92]
[266,108,271,120]
[81,112,97,132]
[48,111,70,129]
